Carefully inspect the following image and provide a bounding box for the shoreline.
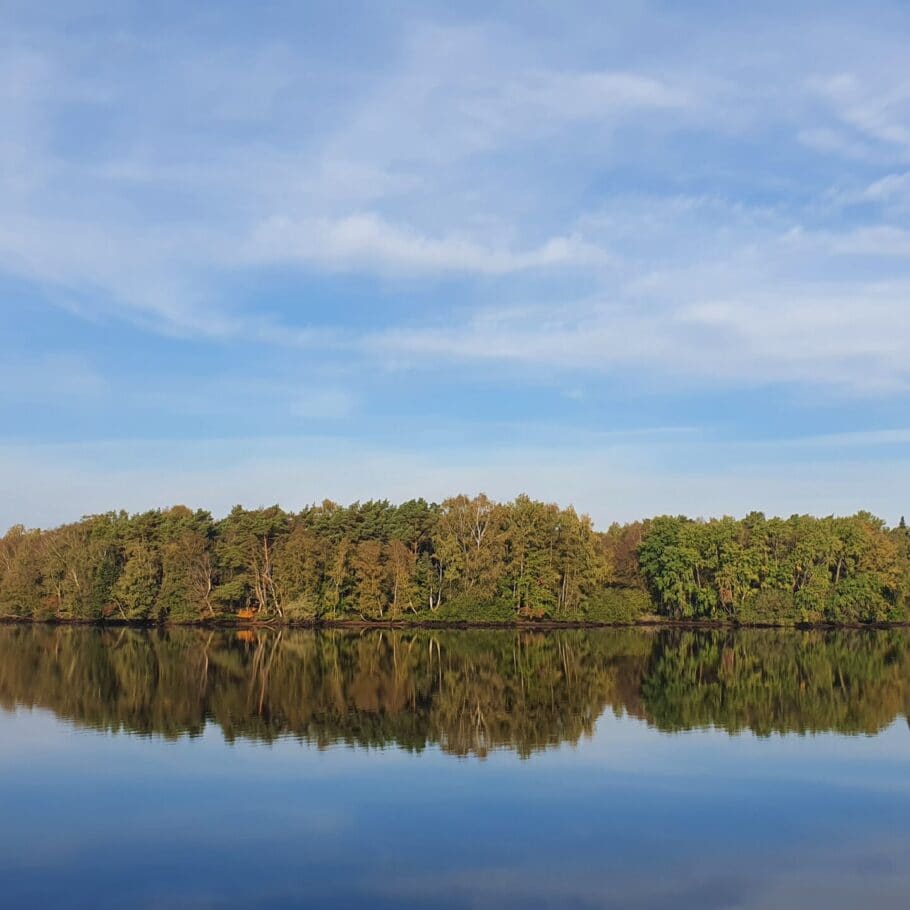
[2,616,907,631]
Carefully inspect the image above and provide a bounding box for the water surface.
[1,625,908,908]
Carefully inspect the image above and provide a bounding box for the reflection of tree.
[641,629,910,735]
[0,626,907,755]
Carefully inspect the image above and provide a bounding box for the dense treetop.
[1,496,908,625]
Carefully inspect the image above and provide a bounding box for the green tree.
[215,506,289,617]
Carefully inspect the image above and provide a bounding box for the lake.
[1,624,908,908]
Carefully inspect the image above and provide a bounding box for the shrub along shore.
[1,495,908,626]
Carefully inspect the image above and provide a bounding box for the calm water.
[1,625,908,908]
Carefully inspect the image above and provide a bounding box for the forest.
[1,494,908,626]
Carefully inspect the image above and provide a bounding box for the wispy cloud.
[365,286,910,393]
[361,196,910,394]
[830,171,910,211]
[809,73,910,154]
[247,213,613,275]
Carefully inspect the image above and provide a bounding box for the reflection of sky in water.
[2,707,908,909]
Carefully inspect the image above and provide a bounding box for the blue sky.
[2,0,910,528]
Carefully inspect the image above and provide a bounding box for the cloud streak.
[248,213,613,275]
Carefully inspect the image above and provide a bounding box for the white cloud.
[520,70,692,116]
[342,182,910,393]
[797,127,883,162]
[799,225,910,257]
[1,4,910,406]
[247,212,612,275]
[808,73,910,155]
[825,170,910,215]
[860,170,910,205]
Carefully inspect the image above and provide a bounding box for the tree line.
[1,625,907,752]
[0,495,908,625]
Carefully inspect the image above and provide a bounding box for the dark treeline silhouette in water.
[2,496,909,625]
[2,626,908,754]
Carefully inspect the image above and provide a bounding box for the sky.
[2,0,910,530]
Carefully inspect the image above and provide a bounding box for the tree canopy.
[1,497,907,625]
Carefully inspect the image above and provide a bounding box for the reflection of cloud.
[378,864,751,910]
[374,838,910,910]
